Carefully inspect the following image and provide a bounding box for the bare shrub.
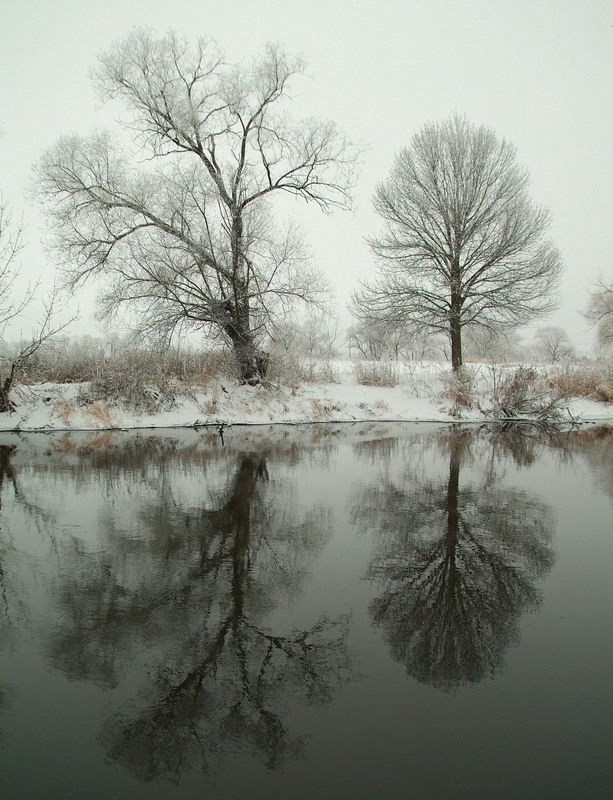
[486,366,568,420]
[84,354,178,414]
[440,367,476,409]
[594,382,613,403]
[353,361,399,387]
[25,336,105,383]
[20,336,236,389]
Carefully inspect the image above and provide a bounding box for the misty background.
[1,0,611,354]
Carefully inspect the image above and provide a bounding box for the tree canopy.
[35,29,360,383]
[352,115,563,370]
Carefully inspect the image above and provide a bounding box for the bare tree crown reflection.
[33,439,353,779]
[353,428,556,690]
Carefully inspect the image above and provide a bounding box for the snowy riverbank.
[1,361,611,432]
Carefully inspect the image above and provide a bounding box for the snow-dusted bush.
[353,361,399,387]
[83,350,177,413]
[484,365,569,420]
[439,367,476,410]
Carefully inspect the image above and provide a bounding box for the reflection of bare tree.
[354,430,555,690]
[0,442,51,629]
[0,443,26,749]
[0,445,17,622]
[106,612,351,778]
[45,446,353,779]
[566,426,613,501]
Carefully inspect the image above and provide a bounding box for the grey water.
[0,422,611,799]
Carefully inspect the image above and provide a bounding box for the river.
[0,422,611,799]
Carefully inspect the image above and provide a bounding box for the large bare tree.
[352,115,563,370]
[34,29,359,383]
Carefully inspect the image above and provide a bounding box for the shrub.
[439,367,476,409]
[353,361,399,387]
[84,360,177,414]
[14,335,238,393]
[486,365,568,420]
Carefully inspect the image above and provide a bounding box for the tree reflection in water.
[0,445,16,737]
[41,441,353,780]
[0,445,16,624]
[353,428,556,690]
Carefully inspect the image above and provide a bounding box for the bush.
[353,361,399,387]
[15,336,236,389]
[486,365,568,420]
[439,367,476,409]
[83,351,177,413]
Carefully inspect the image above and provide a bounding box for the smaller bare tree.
[353,115,563,371]
[348,312,444,362]
[534,326,575,364]
[463,326,521,363]
[585,281,613,352]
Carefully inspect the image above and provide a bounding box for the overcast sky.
[1,0,611,353]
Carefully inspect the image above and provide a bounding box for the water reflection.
[32,438,353,779]
[354,428,556,690]
[0,445,14,623]
[567,426,613,500]
[0,424,611,795]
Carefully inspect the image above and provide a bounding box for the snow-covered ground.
[1,361,611,432]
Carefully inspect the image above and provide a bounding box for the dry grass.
[202,397,219,415]
[548,365,613,403]
[86,402,114,427]
[268,355,340,386]
[53,400,75,425]
[310,398,341,418]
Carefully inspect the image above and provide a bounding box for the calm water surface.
[0,422,611,799]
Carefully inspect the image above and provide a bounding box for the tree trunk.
[232,337,269,385]
[450,317,463,371]
[450,268,463,371]
[0,364,17,414]
[237,347,269,385]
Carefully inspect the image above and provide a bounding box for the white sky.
[1,0,611,353]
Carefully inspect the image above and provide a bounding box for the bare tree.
[34,29,359,384]
[271,309,341,360]
[534,326,575,363]
[0,199,69,412]
[0,200,28,329]
[352,115,563,371]
[585,280,613,351]
[348,311,444,362]
[347,318,391,360]
[463,325,522,363]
